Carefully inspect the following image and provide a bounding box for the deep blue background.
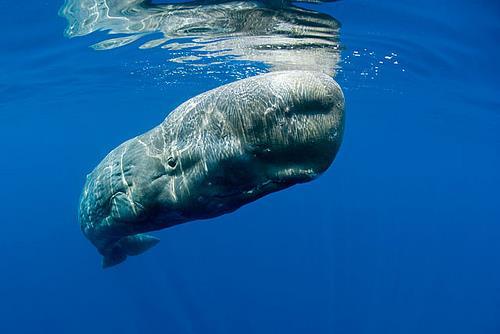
[1,1,499,333]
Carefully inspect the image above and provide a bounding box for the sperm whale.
[79,70,344,267]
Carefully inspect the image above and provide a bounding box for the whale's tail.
[102,234,160,268]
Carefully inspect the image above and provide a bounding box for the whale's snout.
[178,71,345,211]
[241,71,345,183]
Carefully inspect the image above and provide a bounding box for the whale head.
[154,71,345,218]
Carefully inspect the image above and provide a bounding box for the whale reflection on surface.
[59,0,341,75]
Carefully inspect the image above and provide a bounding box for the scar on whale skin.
[79,70,345,268]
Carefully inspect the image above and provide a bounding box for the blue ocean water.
[1,0,499,333]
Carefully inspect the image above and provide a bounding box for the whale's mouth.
[212,178,296,201]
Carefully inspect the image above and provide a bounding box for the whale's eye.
[167,157,177,169]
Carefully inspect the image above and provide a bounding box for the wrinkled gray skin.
[79,70,344,267]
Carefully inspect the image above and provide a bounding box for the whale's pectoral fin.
[102,248,127,268]
[120,234,160,256]
[102,234,160,268]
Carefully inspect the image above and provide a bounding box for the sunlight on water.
[59,0,342,77]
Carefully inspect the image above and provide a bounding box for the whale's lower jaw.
[96,169,323,268]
